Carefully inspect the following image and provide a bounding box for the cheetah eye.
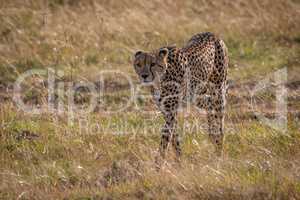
[136,63,142,68]
[150,63,156,67]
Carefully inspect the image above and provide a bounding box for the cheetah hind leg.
[207,90,225,156]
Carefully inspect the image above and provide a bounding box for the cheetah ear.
[134,51,143,58]
[158,48,168,60]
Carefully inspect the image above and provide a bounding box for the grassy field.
[0,0,300,199]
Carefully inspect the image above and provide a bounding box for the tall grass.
[0,0,300,199]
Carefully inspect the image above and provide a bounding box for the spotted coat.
[133,32,229,160]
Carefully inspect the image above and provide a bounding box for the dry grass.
[0,0,300,199]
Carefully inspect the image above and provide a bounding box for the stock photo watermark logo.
[12,67,288,134]
[250,67,288,133]
[13,68,134,115]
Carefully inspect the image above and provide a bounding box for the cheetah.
[133,32,228,160]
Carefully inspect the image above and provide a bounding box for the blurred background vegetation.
[0,0,300,199]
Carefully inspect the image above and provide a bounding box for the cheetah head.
[133,48,168,84]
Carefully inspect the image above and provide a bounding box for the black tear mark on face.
[159,48,168,60]
[150,62,156,67]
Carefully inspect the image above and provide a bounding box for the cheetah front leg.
[159,111,181,158]
[155,94,182,168]
[155,111,178,169]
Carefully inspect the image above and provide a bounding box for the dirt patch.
[15,130,40,141]
[286,80,300,90]
[96,159,143,188]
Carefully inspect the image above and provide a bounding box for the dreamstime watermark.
[12,67,288,134]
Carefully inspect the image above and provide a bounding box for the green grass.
[1,100,300,199]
